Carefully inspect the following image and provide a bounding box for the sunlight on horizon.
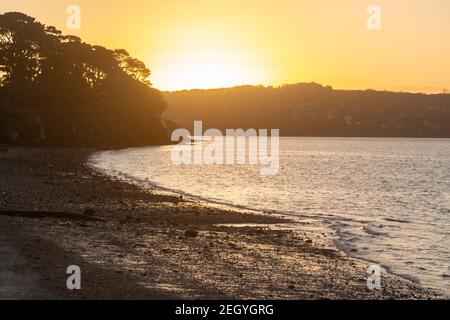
[151,50,270,91]
[2,0,450,92]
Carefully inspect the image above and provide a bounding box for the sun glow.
[151,50,269,91]
[3,0,450,92]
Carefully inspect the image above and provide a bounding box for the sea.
[90,137,450,295]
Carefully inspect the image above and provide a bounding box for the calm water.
[90,137,450,295]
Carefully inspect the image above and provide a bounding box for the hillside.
[164,83,450,138]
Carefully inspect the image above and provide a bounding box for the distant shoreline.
[2,136,450,150]
[163,83,450,140]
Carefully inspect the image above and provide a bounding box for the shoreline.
[88,150,446,297]
[0,147,441,299]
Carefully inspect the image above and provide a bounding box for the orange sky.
[1,0,450,92]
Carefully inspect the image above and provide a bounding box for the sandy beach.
[0,147,440,299]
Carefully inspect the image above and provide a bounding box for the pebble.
[185,229,199,238]
[83,208,96,216]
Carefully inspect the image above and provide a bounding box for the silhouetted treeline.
[0,12,169,147]
[163,83,450,138]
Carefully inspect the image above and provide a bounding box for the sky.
[1,0,450,92]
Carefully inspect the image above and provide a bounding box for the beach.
[0,147,440,299]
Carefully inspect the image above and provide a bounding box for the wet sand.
[0,147,440,299]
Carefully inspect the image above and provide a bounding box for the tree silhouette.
[0,12,169,147]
